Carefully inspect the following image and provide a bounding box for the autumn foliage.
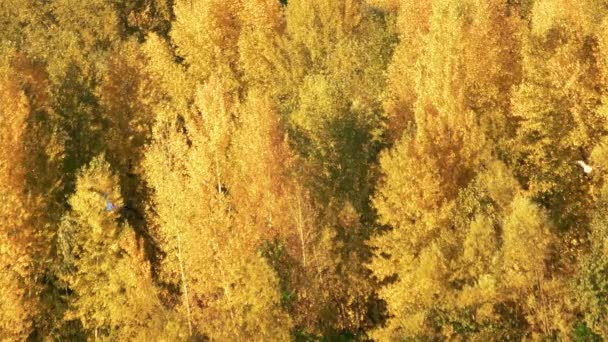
[2,0,608,340]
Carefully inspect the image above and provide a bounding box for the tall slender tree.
[57,155,178,340]
[0,50,41,341]
[144,78,292,340]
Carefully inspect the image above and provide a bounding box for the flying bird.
[576,160,593,174]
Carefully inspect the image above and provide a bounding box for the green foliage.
[572,322,602,341]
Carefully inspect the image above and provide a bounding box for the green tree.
[575,140,608,336]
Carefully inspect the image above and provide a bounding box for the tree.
[0,47,69,340]
[368,0,543,338]
[97,40,160,248]
[171,0,243,92]
[511,0,606,232]
[39,0,122,82]
[144,78,292,340]
[575,139,608,336]
[577,204,608,336]
[117,0,174,39]
[238,0,285,86]
[57,155,178,340]
[2,0,608,339]
[278,0,396,336]
[0,50,41,341]
[229,92,297,243]
[381,0,433,140]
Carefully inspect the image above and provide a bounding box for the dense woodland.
[3,0,608,340]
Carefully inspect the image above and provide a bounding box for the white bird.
[576,160,593,174]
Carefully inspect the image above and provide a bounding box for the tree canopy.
[2,0,608,340]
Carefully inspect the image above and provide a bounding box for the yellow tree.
[96,40,162,255]
[39,0,122,83]
[171,0,243,92]
[370,0,509,267]
[367,0,547,338]
[57,155,177,340]
[229,92,297,243]
[455,160,580,339]
[372,149,558,339]
[0,47,68,339]
[99,41,157,191]
[144,78,291,340]
[141,33,194,115]
[173,0,394,335]
[22,0,125,197]
[238,0,290,101]
[381,0,433,140]
[237,3,364,332]
[9,52,66,212]
[0,50,41,341]
[570,12,608,331]
[268,0,396,336]
[511,0,606,234]
[365,0,400,11]
[230,90,348,337]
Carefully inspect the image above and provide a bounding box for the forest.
[2,0,608,340]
